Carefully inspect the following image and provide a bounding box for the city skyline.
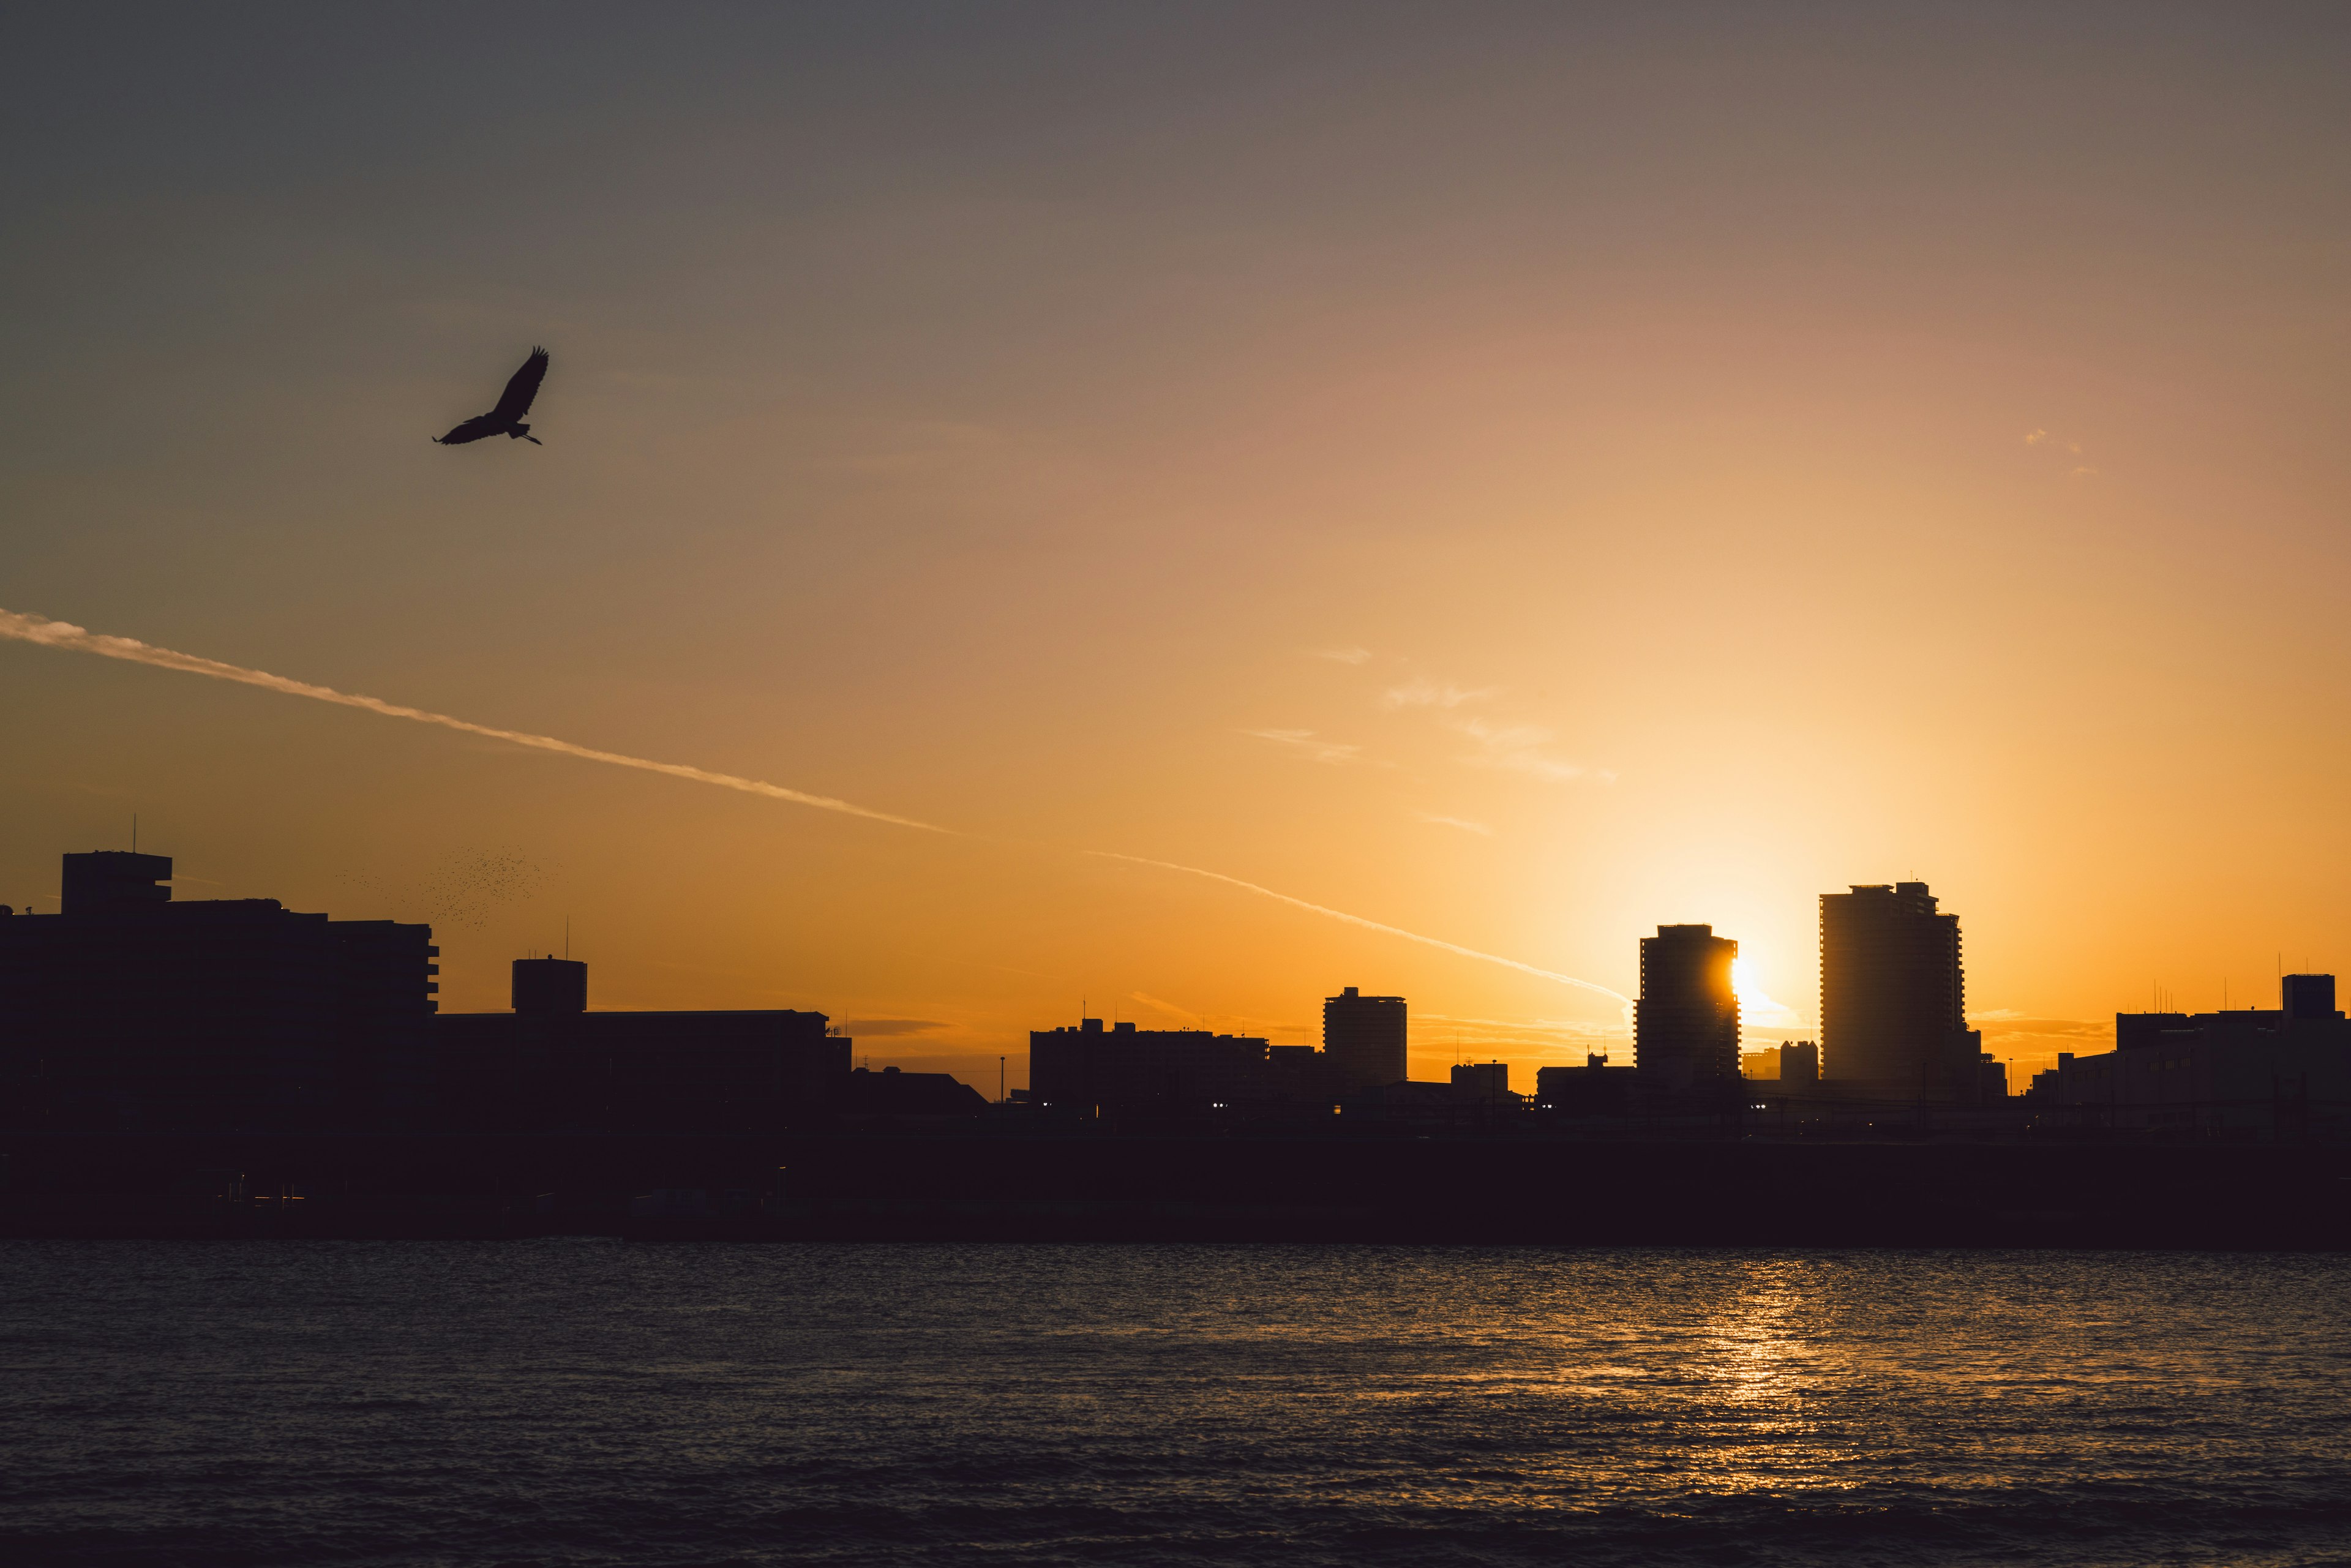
[8,7,2351,1097]
[4,835,2328,1102]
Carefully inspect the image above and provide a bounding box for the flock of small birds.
[331,851,549,931]
[424,850,548,931]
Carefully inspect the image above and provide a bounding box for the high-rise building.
[1322,986,1406,1090]
[1818,881,1982,1097]
[1635,925,1740,1095]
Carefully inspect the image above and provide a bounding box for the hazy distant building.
[434,957,843,1135]
[0,851,438,1133]
[1324,986,1406,1090]
[1819,882,1984,1098]
[1779,1040,1820,1086]
[1635,925,1741,1096]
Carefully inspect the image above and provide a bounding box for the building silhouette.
[1819,882,1986,1098]
[435,958,842,1135]
[834,1064,990,1119]
[2030,975,2349,1137]
[1449,1060,1515,1108]
[1780,1040,1820,1086]
[0,851,437,1133]
[1029,1018,1280,1117]
[1635,925,1740,1095]
[1324,986,1406,1090]
[1535,1054,1638,1114]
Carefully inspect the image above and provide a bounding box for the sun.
[1730,957,1799,1026]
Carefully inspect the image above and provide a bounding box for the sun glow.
[1732,958,1804,1027]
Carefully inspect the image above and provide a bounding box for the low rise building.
[2028,976,2351,1138]
[434,957,844,1135]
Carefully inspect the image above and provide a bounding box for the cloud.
[1091,850,1633,1013]
[9,606,1633,1021]
[1415,1011,1631,1049]
[1453,717,1595,782]
[1971,1014,2109,1039]
[1376,668,1608,784]
[1241,727,1363,765]
[1417,813,1493,836]
[1311,647,1373,665]
[2027,429,2098,476]
[1129,991,1201,1026]
[0,608,946,833]
[842,1018,948,1037]
[1384,677,1493,710]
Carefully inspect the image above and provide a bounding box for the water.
[3,1243,2349,1566]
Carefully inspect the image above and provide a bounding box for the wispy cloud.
[1454,717,1599,783]
[1242,727,1363,765]
[2026,429,2098,479]
[1415,1011,1631,1049]
[0,609,946,832]
[1091,850,1633,1013]
[1129,991,1201,1026]
[1374,668,1608,784]
[1384,677,1493,710]
[1417,813,1493,836]
[1311,647,1373,665]
[843,1018,948,1037]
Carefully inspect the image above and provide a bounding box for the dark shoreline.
[5,1130,2345,1248]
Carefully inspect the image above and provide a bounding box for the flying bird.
[434,347,549,446]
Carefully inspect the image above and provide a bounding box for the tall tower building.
[1322,986,1406,1090]
[1819,881,1981,1095]
[1635,925,1740,1095]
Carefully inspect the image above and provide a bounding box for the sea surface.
[2,1243,2349,1566]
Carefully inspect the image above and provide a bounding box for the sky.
[4,3,2349,1089]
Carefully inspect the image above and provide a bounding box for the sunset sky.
[5,4,2349,1088]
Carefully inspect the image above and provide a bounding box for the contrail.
[0,608,946,833]
[2,606,1629,1006]
[1089,851,1633,1009]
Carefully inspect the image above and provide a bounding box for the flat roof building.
[1820,882,1984,1099]
[434,958,842,1135]
[1636,925,1740,1097]
[1324,987,1406,1091]
[0,851,437,1133]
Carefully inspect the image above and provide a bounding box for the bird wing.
[491,347,550,422]
[437,415,500,445]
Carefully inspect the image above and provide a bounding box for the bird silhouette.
[434,347,549,445]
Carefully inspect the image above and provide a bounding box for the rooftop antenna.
[564,917,570,961]
[131,814,137,853]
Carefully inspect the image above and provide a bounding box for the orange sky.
[5,6,2349,1089]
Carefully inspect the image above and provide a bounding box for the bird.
[433,347,549,446]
